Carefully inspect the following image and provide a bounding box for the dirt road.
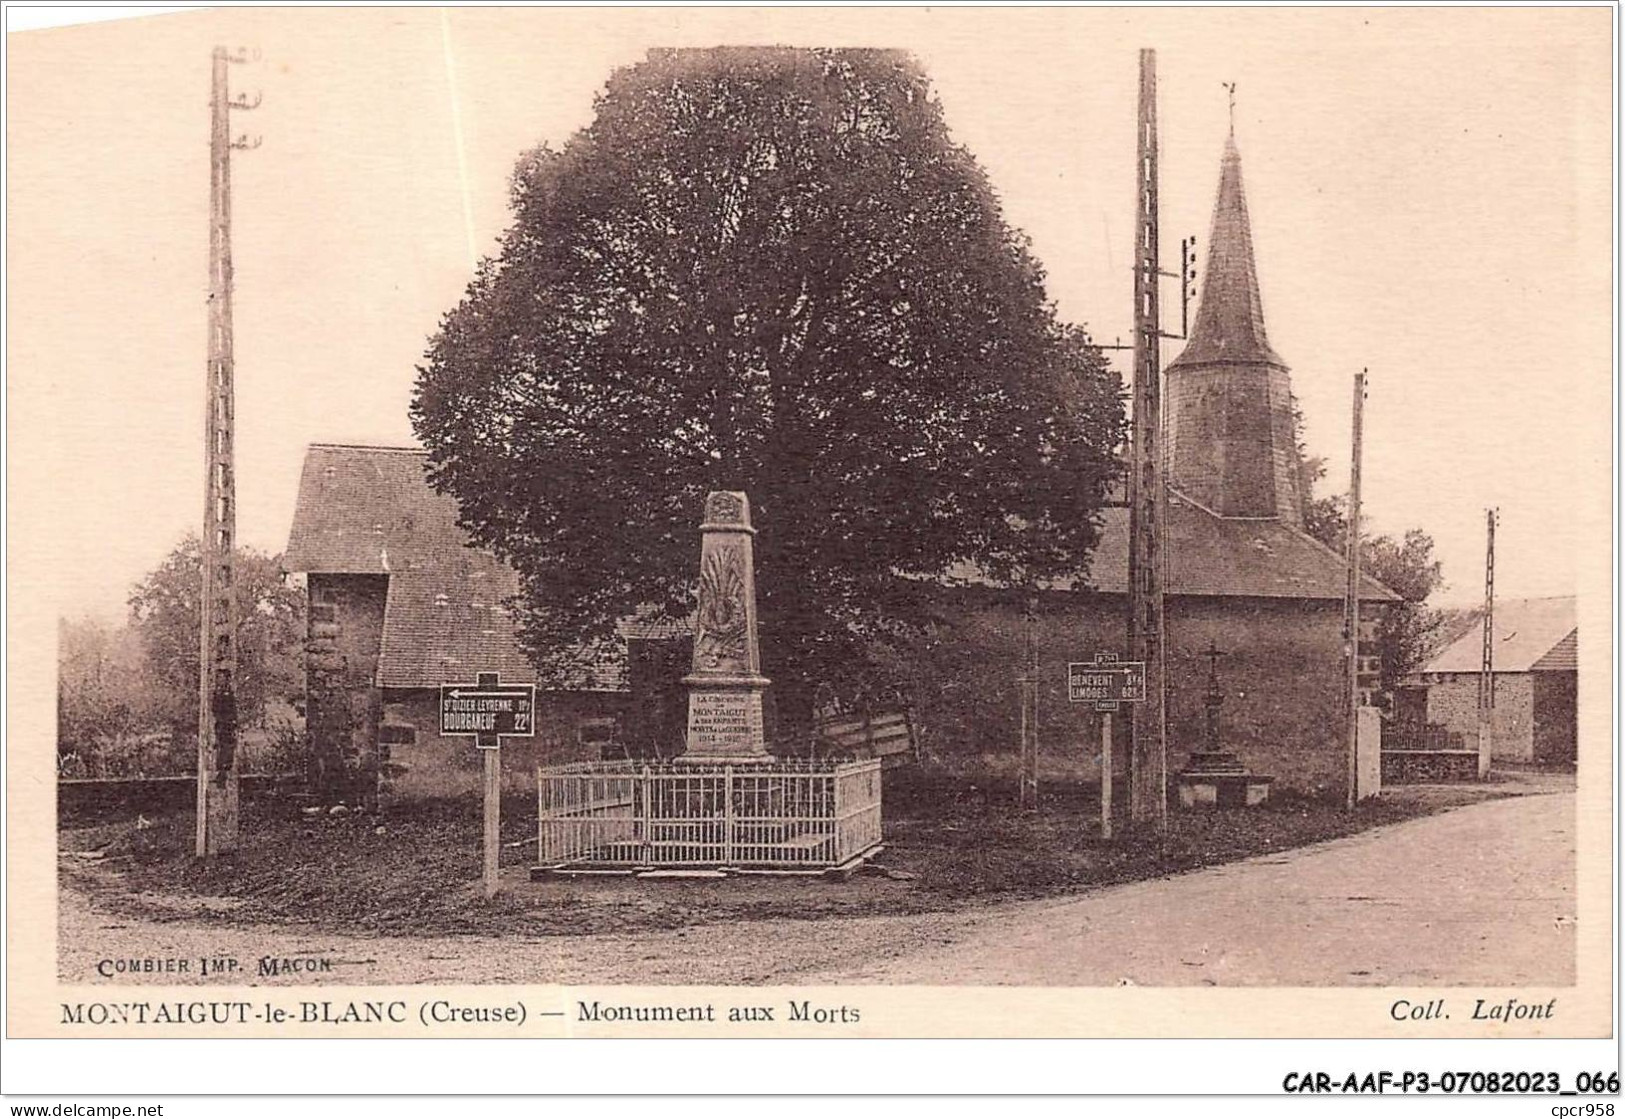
[59,791,1574,987]
[797,789,1577,985]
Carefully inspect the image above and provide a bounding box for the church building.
[917,127,1394,797]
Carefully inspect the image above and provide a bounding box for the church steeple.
[1169,130,1282,370]
[1164,120,1305,525]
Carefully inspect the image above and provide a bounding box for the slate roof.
[944,490,1397,601]
[284,444,626,692]
[1166,134,1285,371]
[1531,629,1578,673]
[1422,596,1577,674]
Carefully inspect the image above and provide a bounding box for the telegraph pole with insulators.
[1343,370,1366,809]
[197,45,260,857]
[1090,52,1192,832]
[1126,48,1170,832]
[1477,507,1498,779]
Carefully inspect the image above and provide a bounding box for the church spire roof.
[1167,131,1283,370]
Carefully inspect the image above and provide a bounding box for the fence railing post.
[831,767,843,862]
[536,768,546,863]
[639,765,651,856]
[723,765,735,866]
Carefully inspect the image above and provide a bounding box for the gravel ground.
[58,774,1521,940]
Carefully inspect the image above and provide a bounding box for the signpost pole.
[1100,710,1114,841]
[482,741,500,898]
[1069,654,1139,840]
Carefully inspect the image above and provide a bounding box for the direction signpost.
[439,672,536,897]
[1068,654,1147,840]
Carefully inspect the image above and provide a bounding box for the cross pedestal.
[1175,641,1273,808]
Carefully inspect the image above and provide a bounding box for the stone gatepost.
[680,491,772,763]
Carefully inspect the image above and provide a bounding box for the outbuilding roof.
[1421,596,1577,675]
[284,444,624,692]
[1530,628,1578,673]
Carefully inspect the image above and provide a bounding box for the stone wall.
[1531,671,1577,764]
[1424,673,1534,763]
[305,574,388,807]
[906,588,1355,797]
[1381,749,1480,783]
[379,687,629,801]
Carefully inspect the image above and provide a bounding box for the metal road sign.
[1067,653,1147,711]
[440,671,534,899]
[439,672,536,750]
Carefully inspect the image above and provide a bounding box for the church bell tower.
[1165,121,1305,526]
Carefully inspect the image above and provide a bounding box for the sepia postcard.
[5,4,1615,1054]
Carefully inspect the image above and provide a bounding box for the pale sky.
[8,7,1613,623]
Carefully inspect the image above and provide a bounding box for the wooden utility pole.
[1018,596,1040,811]
[1343,371,1366,809]
[197,47,258,857]
[1477,507,1497,778]
[1126,48,1169,832]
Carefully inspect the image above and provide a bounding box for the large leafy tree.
[127,535,306,741]
[1363,530,1446,687]
[1294,407,1444,691]
[413,48,1123,724]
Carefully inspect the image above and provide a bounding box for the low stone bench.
[1175,770,1274,808]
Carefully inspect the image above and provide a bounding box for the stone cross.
[1202,641,1228,753]
[680,491,771,763]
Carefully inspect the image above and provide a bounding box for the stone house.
[1407,596,1577,765]
[283,444,635,803]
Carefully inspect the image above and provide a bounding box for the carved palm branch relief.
[696,545,750,668]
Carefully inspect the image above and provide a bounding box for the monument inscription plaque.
[686,690,764,753]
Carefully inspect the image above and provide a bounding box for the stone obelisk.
[680,492,772,763]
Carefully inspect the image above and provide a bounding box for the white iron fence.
[537,759,882,871]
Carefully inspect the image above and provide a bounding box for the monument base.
[1175,750,1273,808]
[680,675,771,763]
